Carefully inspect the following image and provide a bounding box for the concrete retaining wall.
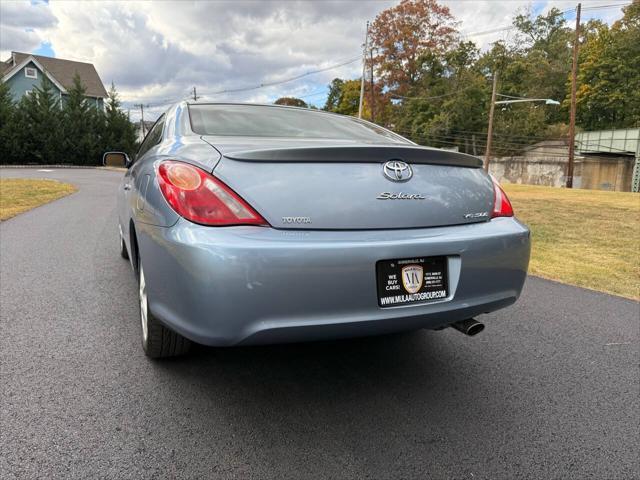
[488,155,634,191]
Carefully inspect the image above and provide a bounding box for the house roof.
[0,61,12,76]
[2,52,108,98]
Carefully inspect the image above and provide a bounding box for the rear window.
[188,104,408,144]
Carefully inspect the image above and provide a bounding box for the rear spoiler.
[223,145,483,168]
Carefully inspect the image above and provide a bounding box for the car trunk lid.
[205,139,494,230]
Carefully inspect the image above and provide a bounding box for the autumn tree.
[322,79,362,116]
[334,80,362,116]
[368,0,458,97]
[274,97,308,107]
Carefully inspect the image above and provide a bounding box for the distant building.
[488,129,639,192]
[0,51,107,109]
[576,129,640,193]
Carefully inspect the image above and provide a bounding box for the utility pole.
[484,71,498,172]
[135,103,149,135]
[192,86,198,102]
[370,48,375,123]
[358,22,369,119]
[566,3,581,188]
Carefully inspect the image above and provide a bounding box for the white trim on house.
[1,55,68,94]
[25,67,38,79]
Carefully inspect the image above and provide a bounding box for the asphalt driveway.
[1,168,638,479]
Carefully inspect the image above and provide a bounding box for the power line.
[197,55,361,98]
[125,55,360,107]
[460,2,630,39]
[461,25,514,38]
[297,89,329,99]
[420,128,576,142]
[393,128,637,155]
[581,2,631,11]
[390,87,475,101]
[402,137,634,157]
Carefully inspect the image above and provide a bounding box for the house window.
[25,67,38,79]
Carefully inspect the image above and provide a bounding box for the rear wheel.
[138,261,191,358]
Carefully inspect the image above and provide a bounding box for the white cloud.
[0,0,628,120]
[454,0,629,47]
[0,0,57,59]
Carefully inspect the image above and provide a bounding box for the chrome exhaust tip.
[451,318,485,336]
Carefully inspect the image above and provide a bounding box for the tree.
[323,78,344,111]
[513,7,570,53]
[470,8,573,155]
[394,41,490,153]
[11,78,63,164]
[334,80,362,116]
[322,78,362,116]
[574,1,640,129]
[274,97,307,107]
[62,74,102,165]
[511,7,572,125]
[322,77,385,118]
[0,82,16,163]
[0,79,136,165]
[102,83,138,157]
[368,0,458,96]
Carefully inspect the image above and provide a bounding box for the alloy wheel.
[139,266,148,342]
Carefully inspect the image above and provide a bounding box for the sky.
[0,0,629,121]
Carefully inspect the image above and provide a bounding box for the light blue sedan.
[104,103,530,358]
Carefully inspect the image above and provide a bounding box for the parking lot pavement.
[1,168,638,479]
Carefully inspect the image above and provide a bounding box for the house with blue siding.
[1,52,108,108]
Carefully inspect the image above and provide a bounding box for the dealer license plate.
[376,256,448,307]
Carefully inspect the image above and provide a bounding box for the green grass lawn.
[0,178,76,221]
[504,183,640,300]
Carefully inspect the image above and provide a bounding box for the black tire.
[138,259,191,358]
[120,234,129,260]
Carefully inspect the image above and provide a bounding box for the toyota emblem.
[383,160,413,182]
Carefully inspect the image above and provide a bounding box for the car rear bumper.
[136,217,531,346]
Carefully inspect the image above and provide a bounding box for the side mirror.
[103,152,131,168]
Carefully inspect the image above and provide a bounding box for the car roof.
[184,101,343,115]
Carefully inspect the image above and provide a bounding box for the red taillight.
[490,176,514,218]
[157,161,268,226]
